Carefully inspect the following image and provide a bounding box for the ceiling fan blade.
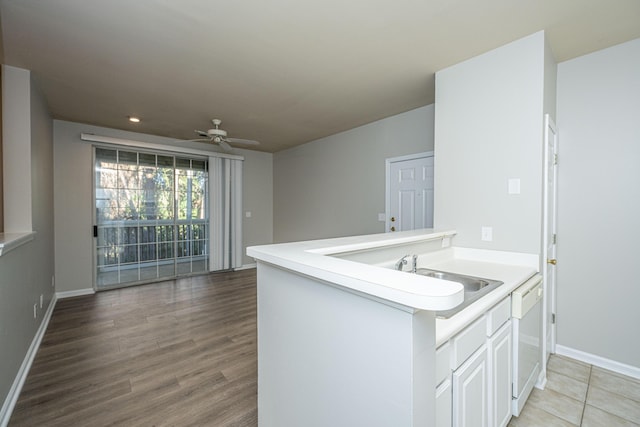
[195,130,209,137]
[218,140,233,151]
[180,138,212,143]
[226,137,260,145]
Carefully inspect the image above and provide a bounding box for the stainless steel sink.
[414,268,504,318]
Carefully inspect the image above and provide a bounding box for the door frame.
[541,114,558,368]
[385,151,434,233]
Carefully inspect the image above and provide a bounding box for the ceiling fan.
[189,119,260,151]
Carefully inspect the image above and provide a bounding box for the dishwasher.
[511,274,543,416]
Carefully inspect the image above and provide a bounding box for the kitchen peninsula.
[247,229,537,427]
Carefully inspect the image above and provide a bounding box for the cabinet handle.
[547,259,557,265]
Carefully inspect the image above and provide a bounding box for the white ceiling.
[1,0,639,152]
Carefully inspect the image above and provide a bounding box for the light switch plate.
[245,211,252,218]
[378,213,386,222]
[508,178,521,194]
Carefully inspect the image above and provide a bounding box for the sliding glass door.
[94,147,208,290]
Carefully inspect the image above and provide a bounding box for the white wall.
[0,66,55,416]
[242,146,273,264]
[53,120,272,292]
[556,38,640,368]
[434,32,553,254]
[273,105,434,243]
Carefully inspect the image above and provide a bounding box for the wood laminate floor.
[13,268,637,426]
[9,269,257,426]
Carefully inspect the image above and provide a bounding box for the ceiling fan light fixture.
[188,118,260,151]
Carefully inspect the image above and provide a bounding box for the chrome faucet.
[395,255,411,271]
[395,254,418,273]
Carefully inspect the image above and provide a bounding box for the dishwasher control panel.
[511,274,543,319]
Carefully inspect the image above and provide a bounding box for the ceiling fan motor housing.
[208,128,227,137]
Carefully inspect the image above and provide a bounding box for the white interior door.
[385,152,434,232]
[542,114,558,367]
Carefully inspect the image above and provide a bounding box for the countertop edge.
[248,229,465,311]
[0,231,36,257]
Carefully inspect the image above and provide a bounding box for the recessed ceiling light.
[128,116,141,123]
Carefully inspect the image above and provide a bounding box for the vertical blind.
[209,156,243,271]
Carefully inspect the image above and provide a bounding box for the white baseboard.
[556,344,640,380]
[56,288,95,299]
[0,294,57,427]
[535,370,547,390]
[234,263,257,271]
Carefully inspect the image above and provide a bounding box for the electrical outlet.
[481,226,493,242]
[33,304,37,319]
[40,294,43,309]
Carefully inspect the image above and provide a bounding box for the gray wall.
[0,66,55,413]
[273,105,434,243]
[2,66,32,231]
[433,32,553,254]
[53,120,272,293]
[556,38,640,367]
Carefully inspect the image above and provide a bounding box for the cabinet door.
[489,321,512,427]
[453,345,488,427]
[436,378,452,427]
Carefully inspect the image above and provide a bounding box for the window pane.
[139,153,156,166]
[139,243,157,262]
[96,226,118,247]
[119,244,139,265]
[96,147,117,162]
[192,160,206,171]
[157,155,173,167]
[96,168,117,190]
[95,147,208,288]
[118,150,138,165]
[176,158,191,169]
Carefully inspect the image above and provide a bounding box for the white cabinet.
[451,316,487,368]
[436,297,512,427]
[488,321,512,427]
[436,379,452,427]
[436,342,452,427]
[453,344,488,426]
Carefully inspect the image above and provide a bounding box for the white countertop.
[426,252,537,345]
[247,229,538,342]
[248,229,465,311]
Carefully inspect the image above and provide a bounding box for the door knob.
[390,226,396,232]
[390,217,396,222]
[547,259,557,265]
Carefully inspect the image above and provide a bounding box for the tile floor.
[509,354,640,426]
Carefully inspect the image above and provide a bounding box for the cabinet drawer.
[451,315,487,369]
[436,342,451,386]
[486,297,511,336]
